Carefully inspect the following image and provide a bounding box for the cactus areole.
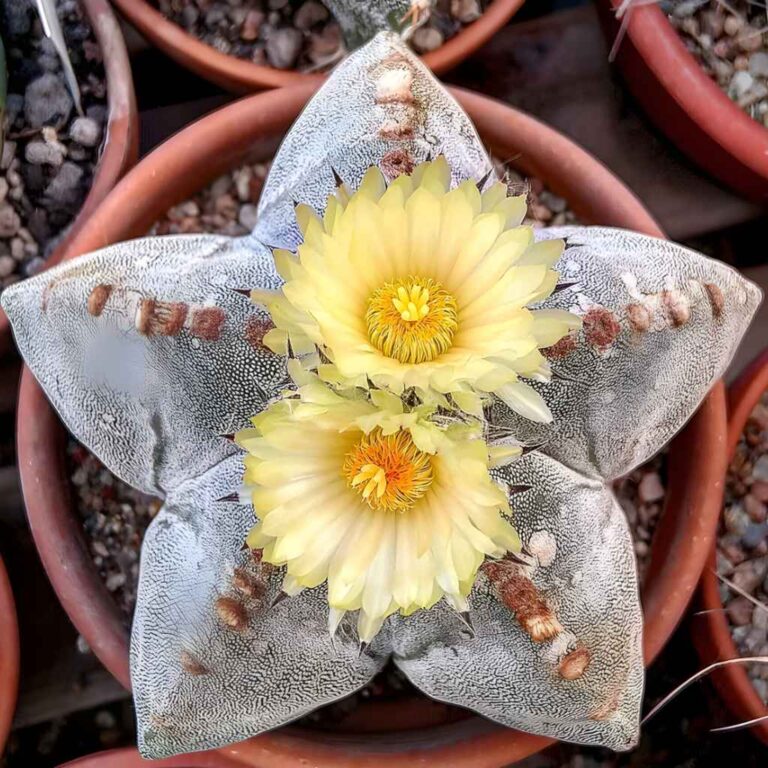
[3,32,761,761]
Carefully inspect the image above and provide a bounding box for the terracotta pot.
[109,0,525,91]
[0,555,20,755]
[17,84,727,767]
[596,0,768,202]
[0,0,139,356]
[58,747,244,767]
[693,349,768,746]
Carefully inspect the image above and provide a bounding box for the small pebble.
[24,73,74,128]
[744,493,767,522]
[240,9,264,41]
[70,116,103,148]
[451,0,482,24]
[729,70,755,99]
[754,455,768,482]
[25,140,66,167]
[266,27,304,69]
[0,256,16,278]
[0,205,22,238]
[45,162,85,207]
[411,27,445,54]
[638,472,665,503]
[293,1,328,30]
[238,203,259,231]
[727,596,755,625]
[750,51,768,78]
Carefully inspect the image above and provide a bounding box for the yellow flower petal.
[236,377,523,642]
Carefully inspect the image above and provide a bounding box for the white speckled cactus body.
[2,32,761,760]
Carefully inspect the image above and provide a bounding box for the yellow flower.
[236,363,521,642]
[254,157,580,423]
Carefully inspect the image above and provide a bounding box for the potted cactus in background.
[0,0,137,355]
[694,348,768,746]
[4,29,762,767]
[597,0,768,200]
[108,0,525,90]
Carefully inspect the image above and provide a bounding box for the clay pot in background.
[693,349,768,746]
[0,0,139,356]
[58,747,244,767]
[0,555,20,755]
[17,84,727,767]
[109,0,525,91]
[596,0,768,202]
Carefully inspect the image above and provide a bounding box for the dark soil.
[0,0,108,290]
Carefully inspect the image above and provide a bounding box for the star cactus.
[2,32,761,760]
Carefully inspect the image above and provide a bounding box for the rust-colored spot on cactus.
[481,560,508,583]
[136,299,156,335]
[379,51,411,68]
[559,646,591,680]
[626,302,651,333]
[136,298,189,337]
[542,332,577,360]
[589,689,621,721]
[583,308,620,351]
[215,596,248,631]
[232,567,263,599]
[180,649,208,676]
[380,148,415,181]
[378,121,415,141]
[191,306,226,341]
[87,284,113,317]
[485,564,563,642]
[245,315,274,350]
[661,289,690,327]
[250,548,264,564]
[704,283,724,318]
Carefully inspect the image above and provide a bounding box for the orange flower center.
[343,428,433,513]
[365,276,458,364]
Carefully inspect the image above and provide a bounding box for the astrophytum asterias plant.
[2,32,761,760]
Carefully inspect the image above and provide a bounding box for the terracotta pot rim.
[0,555,19,754]
[694,348,768,745]
[109,0,525,91]
[0,0,139,354]
[604,0,768,183]
[17,84,726,767]
[57,746,244,767]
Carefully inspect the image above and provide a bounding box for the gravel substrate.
[0,0,108,291]
[151,0,490,72]
[718,390,768,705]
[68,441,161,623]
[670,0,768,127]
[614,451,667,582]
[148,161,271,237]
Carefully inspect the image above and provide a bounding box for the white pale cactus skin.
[1,33,762,759]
